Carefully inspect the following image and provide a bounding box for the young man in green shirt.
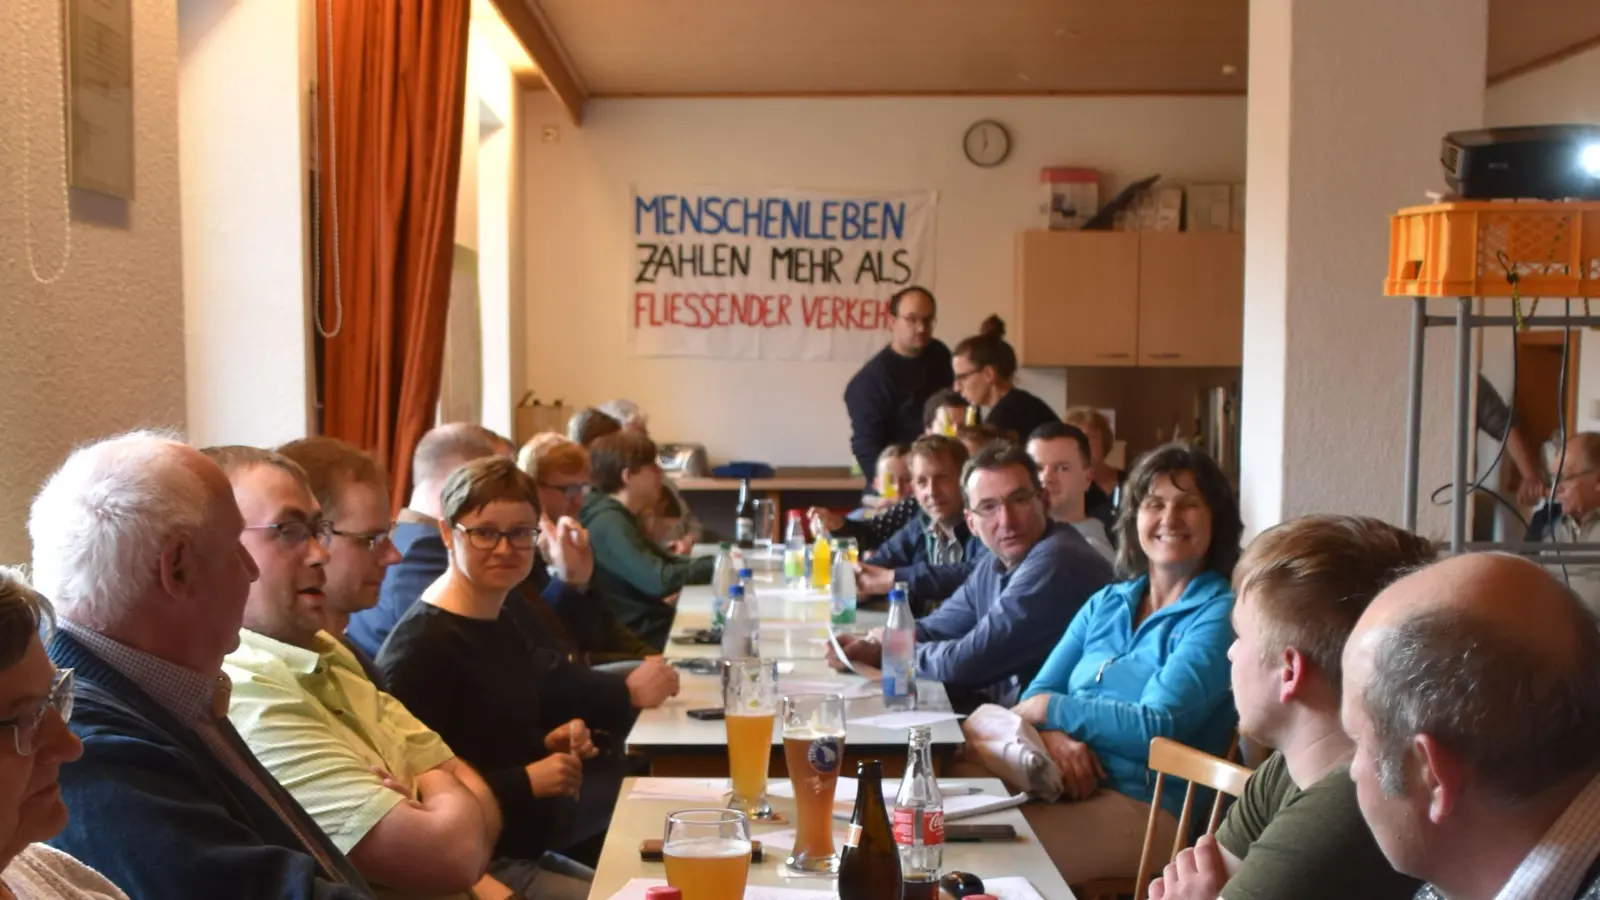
[1149,515,1430,900]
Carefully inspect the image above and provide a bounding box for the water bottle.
[882,583,916,710]
[720,585,759,659]
[830,540,857,626]
[782,511,808,589]
[737,568,759,614]
[894,726,944,894]
[710,542,736,628]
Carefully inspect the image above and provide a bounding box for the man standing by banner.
[844,286,953,487]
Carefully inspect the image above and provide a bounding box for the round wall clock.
[964,120,1011,168]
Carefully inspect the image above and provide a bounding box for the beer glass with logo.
[781,693,848,874]
[663,809,751,900]
[723,659,777,820]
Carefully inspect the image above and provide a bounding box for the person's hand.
[1148,835,1229,900]
[1011,694,1051,727]
[827,634,883,670]
[539,516,594,588]
[1040,730,1105,801]
[525,753,583,798]
[667,535,696,556]
[1518,474,1549,508]
[627,655,681,709]
[544,718,597,759]
[369,766,411,798]
[855,564,894,597]
[808,507,843,537]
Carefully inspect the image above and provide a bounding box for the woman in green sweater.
[579,432,715,649]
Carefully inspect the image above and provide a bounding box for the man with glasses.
[30,432,371,899]
[844,285,954,489]
[205,445,514,899]
[277,436,401,685]
[831,443,1113,710]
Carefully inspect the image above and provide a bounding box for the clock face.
[964,120,1010,168]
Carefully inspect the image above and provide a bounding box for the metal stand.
[1400,296,1600,558]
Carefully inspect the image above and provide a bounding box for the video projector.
[1442,124,1600,200]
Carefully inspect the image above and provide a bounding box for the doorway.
[1504,329,1581,502]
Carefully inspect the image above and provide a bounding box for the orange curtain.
[315,0,470,510]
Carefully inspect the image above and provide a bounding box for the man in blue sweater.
[833,443,1114,709]
[855,435,986,612]
[28,432,370,900]
[844,286,954,487]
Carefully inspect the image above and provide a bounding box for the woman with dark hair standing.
[1008,443,1243,885]
[951,316,1060,442]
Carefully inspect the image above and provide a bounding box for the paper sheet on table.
[825,627,858,674]
[625,778,729,803]
[977,876,1049,900]
[849,709,963,728]
[603,879,835,900]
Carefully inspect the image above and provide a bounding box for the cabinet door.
[1015,231,1140,367]
[1137,232,1245,367]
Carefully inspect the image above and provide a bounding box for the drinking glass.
[663,809,752,900]
[722,660,777,820]
[751,499,778,555]
[781,693,848,874]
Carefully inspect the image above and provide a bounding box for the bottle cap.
[719,541,731,549]
[888,588,906,604]
[788,509,802,518]
[644,888,683,900]
[729,585,744,599]
[738,568,753,578]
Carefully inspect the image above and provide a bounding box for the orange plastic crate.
[1384,200,1600,298]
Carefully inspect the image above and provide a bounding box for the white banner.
[629,186,938,361]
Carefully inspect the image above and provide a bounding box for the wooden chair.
[1072,737,1254,900]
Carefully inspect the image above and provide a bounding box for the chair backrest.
[1132,737,1255,900]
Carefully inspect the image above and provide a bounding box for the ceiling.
[522,0,1600,97]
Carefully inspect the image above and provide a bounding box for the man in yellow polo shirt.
[204,445,588,900]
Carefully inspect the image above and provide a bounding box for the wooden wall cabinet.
[1016,230,1244,368]
[1015,231,1140,367]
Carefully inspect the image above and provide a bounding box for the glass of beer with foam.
[781,693,847,875]
[723,659,777,820]
[663,809,751,900]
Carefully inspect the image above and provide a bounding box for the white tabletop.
[587,777,1077,899]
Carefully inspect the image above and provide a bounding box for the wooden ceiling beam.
[1487,30,1600,86]
[487,0,585,124]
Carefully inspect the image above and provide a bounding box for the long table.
[588,777,1077,900]
[627,572,963,776]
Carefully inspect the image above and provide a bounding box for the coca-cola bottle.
[838,760,901,900]
[895,725,944,900]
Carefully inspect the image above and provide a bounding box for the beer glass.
[751,499,778,556]
[723,659,777,820]
[781,693,848,875]
[663,809,752,900]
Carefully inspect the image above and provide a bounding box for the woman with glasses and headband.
[950,316,1060,445]
[1010,443,1242,885]
[377,457,633,900]
[0,569,126,899]
[579,432,715,651]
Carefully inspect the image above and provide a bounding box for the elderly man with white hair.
[28,431,371,900]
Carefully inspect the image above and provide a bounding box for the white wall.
[471,35,521,439]
[178,0,313,448]
[522,95,1246,465]
[1484,45,1600,435]
[0,0,187,562]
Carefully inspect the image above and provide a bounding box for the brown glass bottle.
[838,760,902,900]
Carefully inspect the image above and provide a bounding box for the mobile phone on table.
[944,823,1017,842]
[686,707,726,721]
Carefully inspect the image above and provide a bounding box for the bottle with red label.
[894,725,944,898]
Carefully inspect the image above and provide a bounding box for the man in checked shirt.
[1342,553,1600,900]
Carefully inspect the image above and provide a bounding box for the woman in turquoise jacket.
[1012,442,1242,885]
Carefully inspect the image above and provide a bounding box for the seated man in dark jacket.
[855,435,987,613]
[579,433,715,650]
[28,433,369,900]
